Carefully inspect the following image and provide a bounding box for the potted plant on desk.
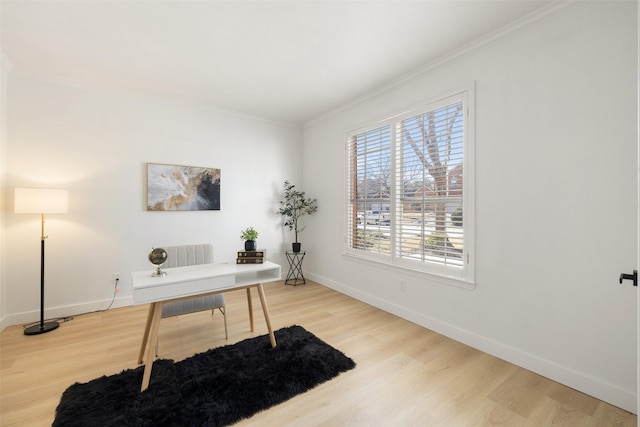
[240,227,259,251]
[278,180,318,252]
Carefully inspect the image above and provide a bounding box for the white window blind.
[345,89,473,283]
[395,96,465,270]
[346,125,392,257]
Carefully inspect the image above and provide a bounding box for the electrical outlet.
[113,272,121,282]
[400,281,407,292]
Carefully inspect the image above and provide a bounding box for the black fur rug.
[53,325,355,426]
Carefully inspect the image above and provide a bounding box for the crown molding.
[304,0,584,129]
[10,68,302,129]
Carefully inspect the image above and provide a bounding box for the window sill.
[342,252,476,291]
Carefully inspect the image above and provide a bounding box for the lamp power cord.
[22,276,120,330]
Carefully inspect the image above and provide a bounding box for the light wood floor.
[1,280,636,426]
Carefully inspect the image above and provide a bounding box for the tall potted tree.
[278,180,318,252]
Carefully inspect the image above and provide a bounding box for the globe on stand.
[149,247,168,277]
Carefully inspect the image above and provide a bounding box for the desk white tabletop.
[131,261,281,304]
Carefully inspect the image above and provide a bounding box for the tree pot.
[245,240,257,251]
[292,242,301,253]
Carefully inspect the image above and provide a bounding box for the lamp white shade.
[15,188,69,214]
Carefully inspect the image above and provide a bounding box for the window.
[345,88,474,284]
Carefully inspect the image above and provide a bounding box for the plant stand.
[285,250,306,286]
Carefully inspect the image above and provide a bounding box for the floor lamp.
[15,188,69,335]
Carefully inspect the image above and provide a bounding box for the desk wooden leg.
[256,283,276,348]
[138,304,155,364]
[246,288,254,332]
[141,302,163,392]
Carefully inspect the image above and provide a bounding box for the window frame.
[344,84,475,287]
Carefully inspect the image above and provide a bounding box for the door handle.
[619,270,637,286]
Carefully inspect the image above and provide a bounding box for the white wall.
[3,71,302,327]
[303,2,638,413]
[1,53,13,324]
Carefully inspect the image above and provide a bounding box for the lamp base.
[24,321,59,335]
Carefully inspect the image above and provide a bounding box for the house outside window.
[345,87,475,284]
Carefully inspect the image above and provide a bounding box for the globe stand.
[151,264,167,277]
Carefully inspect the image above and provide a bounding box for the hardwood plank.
[0,280,636,427]
[487,368,555,418]
[548,383,600,416]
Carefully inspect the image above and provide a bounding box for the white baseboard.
[0,296,134,333]
[306,271,638,415]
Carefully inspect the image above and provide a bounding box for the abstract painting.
[147,163,221,211]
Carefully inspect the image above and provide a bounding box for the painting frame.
[146,162,221,211]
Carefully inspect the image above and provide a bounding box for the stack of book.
[236,250,265,264]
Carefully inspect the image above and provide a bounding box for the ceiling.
[1,1,558,125]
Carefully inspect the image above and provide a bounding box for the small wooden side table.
[285,251,306,286]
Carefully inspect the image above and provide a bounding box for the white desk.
[132,261,281,391]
